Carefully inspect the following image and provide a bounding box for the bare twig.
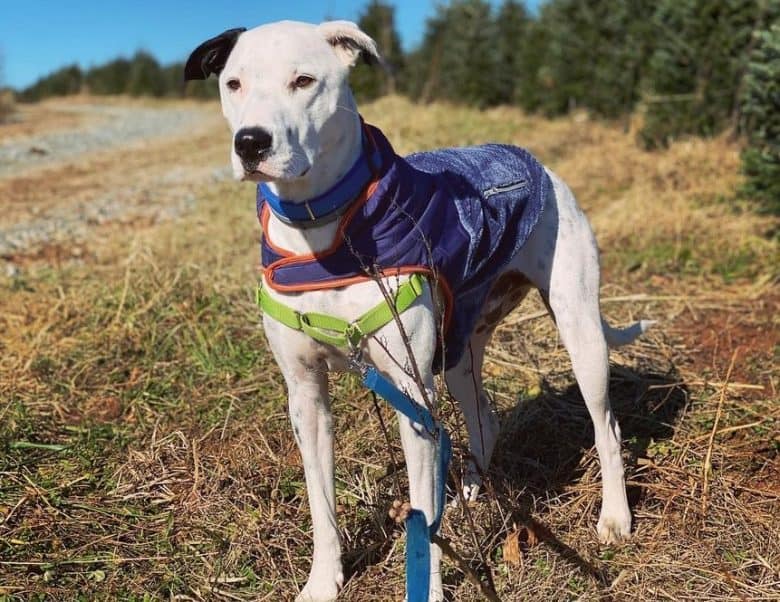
[371,391,403,498]
[432,534,500,602]
[701,348,739,516]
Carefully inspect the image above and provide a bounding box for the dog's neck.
[264,96,363,256]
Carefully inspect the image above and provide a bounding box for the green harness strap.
[257,273,426,348]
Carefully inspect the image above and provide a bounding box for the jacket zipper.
[483,180,527,197]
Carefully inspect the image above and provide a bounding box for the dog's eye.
[226,78,241,91]
[292,75,315,90]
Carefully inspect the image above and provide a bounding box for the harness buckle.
[346,326,367,375]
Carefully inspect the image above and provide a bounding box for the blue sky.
[1,0,540,90]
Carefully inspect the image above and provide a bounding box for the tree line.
[14,0,779,211]
[17,51,218,103]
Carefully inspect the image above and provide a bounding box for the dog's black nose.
[234,127,273,165]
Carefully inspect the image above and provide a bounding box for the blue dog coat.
[259,124,551,370]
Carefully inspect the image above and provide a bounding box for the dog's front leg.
[371,294,443,602]
[395,375,443,602]
[286,371,342,601]
[377,364,443,602]
[264,313,342,601]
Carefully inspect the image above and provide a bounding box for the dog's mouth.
[242,164,310,182]
[241,168,274,182]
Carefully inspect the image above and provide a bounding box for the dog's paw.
[449,479,482,508]
[296,570,343,602]
[402,577,444,602]
[597,513,632,545]
[296,584,339,602]
[462,481,481,503]
[458,463,484,504]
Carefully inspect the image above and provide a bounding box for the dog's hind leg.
[445,331,500,502]
[538,172,632,543]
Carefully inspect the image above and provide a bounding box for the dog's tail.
[602,317,655,348]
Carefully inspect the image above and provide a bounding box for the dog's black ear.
[317,21,381,67]
[184,27,247,81]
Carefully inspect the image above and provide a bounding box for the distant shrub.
[0,89,14,123]
[740,24,780,214]
[125,51,166,97]
[19,64,83,102]
[85,58,132,95]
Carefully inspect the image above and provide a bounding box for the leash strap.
[362,366,451,602]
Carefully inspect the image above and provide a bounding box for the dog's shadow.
[441,364,689,596]
[492,364,688,500]
[342,363,688,597]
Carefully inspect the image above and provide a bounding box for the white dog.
[185,20,651,602]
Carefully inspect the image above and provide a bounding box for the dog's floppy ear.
[317,21,381,67]
[184,27,247,81]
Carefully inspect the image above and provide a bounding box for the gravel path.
[0,104,209,178]
[0,101,229,264]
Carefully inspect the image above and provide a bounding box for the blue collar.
[258,131,382,227]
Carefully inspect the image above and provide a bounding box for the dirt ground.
[0,96,777,601]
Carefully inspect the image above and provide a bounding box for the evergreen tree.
[19,64,83,101]
[594,0,656,118]
[513,18,549,112]
[640,0,779,148]
[86,58,131,95]
[404,10,447,101]
[410,0,499,107]
[535,0,655,117]
[493,0,530,106]
[740,23,780,213]
[125,51,165,97]
[350,1,405,101]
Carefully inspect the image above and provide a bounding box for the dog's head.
[185,21,380,184]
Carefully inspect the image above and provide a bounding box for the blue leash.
[361,365,452,602]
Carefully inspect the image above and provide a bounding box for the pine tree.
[535,0,655,118]
[125,51,165,97]
[513,15,548,112]
[19,65,83,101]
[86,58,132,95]
[640,0,780,148]
[404,10,447,102]
[740,23,780,213]
[493,0,530,106]
[409,0,499,107]
[350,1,405,101]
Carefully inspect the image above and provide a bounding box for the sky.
[0,0,540,90]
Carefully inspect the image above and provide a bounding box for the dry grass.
[1,96,778,601]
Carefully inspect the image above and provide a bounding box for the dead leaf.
[503,521,542,567]
[503,525,521,566]
[520,522,540,548]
